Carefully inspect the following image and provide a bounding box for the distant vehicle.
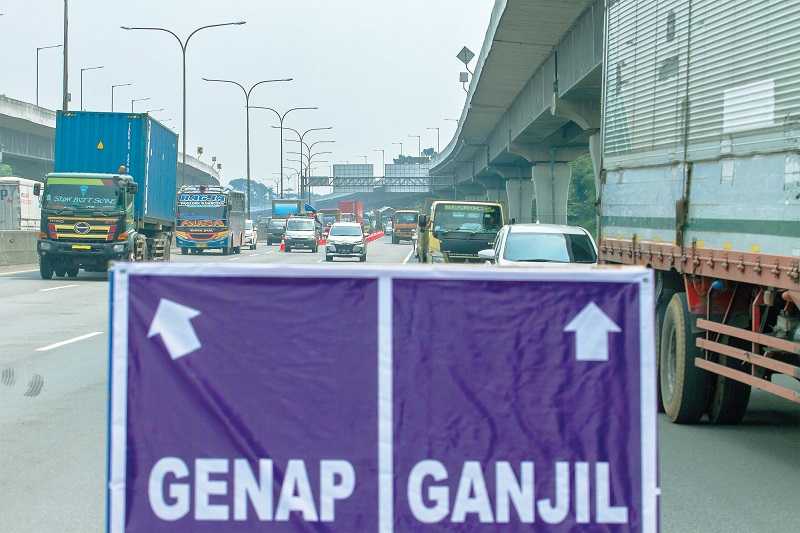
[0,177,41,231]
[392,209,418,244]
[284,216,319,253]
[36,111,177,279]
[176,185,246,255]
[266,218,286,245]
[272,199,302,219]
[244,219,258,250]
[478,224,597,266]
[384,219,393,235]
[325,222,367,262]
[338,200,365,230]
[416,200,504,263]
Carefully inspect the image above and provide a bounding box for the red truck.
[338,200,364,225]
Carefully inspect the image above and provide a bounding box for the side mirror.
[418,215,429,228]
[478,249,496,263]
[33,183,42,196]
[129,182,139,194]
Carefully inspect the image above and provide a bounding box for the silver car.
[325,222,367,262]
[284,217,319,253]
[478,223,598,266]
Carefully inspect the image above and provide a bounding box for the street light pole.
[131,97,151,112]
[121,21,246,188]
[36,44,63,107]
[393,142,404,158]
[110,83,132,112]
[202,79,294,218]
[427,127,441,154]
[274,126,333,199]
[80,65,104,111]
[409,134,421,157]
[247,105,317,206]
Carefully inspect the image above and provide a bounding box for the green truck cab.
[416,200,504,263]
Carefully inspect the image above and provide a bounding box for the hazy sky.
[0,0,493,189]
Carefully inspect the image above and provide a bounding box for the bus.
[176,185,246,255]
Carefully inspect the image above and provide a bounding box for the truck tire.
[67,266,79,278]
[181,248,189,255]
[326,255,333,262]
[706,328,752,425]
[654,291,674,414]
[660,293,712,424]
[55,268,67,278]
[39,259,54,280]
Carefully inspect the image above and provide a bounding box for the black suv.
[266,218,287,245]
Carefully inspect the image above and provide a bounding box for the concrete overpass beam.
[550,97,601,132]
[533,162,572,225]
[489,164,534,224]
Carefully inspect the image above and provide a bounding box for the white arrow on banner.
[147,299,202,360]
[564,302,621,362]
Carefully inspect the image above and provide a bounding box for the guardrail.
[0,230,38,266]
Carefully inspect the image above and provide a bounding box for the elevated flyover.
[0,95,220,185]
[430,0,604,224]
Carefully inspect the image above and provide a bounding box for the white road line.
[226,256,242,261]
[39,284,79,293]
[36,331,104,352]
[0,269,39,276]
[403,248,415,264]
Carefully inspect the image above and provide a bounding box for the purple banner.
[109,265,657,532]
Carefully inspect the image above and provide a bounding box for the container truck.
[0,177,41,231]
[35,111,177,279]
[176,185,246,255]
[272,199,302,219]
[338,200,364,224]
[599,0,800,424]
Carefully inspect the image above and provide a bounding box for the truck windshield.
[396,212,417,224]
[503,232,597,263]
[269,219,286,229]
[433,204,502,233]
[321,215,337,226]
[44,178,122,210]
[177,193,227,221]
[286,219,315,231]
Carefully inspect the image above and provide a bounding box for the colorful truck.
[36,111,177,279]
[416,201,503,263]
[600,0,800,424]
[176,185,246,255]
[391,209,418,244]
[338,200,364,225]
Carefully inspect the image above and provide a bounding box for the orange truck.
[391,210,418,244]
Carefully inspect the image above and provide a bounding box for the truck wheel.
[39,259,54,280]
[660,293,712,424]
[67,266,79,278]
[654,291,674,413]
[360,254,367,262]
[181,248,188,255]
[706,331,752,425]
[326,255,333,262]
[55,268,67,278]
[222,247,230,256]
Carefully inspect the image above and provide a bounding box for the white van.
[0,177,41,231]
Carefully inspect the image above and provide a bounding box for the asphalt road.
[1,236,798,532]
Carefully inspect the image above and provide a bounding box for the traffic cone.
[280,239,286,252]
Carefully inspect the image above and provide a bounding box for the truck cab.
[416,201,504,263]
[36,172,139,278]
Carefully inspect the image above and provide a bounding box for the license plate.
[197,243,207,248]
[71,244,91,250]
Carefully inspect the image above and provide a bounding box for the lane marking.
[226,256,242,261]
[403,248,415,264]
[36,331,104,352]
[39,284,79,293]
[0,269,39,277]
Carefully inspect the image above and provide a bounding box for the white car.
[326,222,367,262]
[244,219,258,250]
[478,223,597,266]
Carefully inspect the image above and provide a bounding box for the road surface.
[1,237,798,532]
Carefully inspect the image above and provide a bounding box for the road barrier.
[108,264,657,532]
[365,231,384,243]
[0,230,38,266]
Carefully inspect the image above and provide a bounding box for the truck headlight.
[431,252,445,263]
[327,244,336,251]
[40,242,52,251]
[113,244,125,253]
[354,245,363,251]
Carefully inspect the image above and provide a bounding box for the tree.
[0,163,13,177]
[567,155,597,237]
[422,147,437,159]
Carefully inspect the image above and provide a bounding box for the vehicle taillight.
[117,231,128,241]
[47,223,57,239]
[108,225,117,240]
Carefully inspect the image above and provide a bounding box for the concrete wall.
[0,231,38,266]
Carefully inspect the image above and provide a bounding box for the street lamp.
[274,126,333,198]
[247,104,317,205]
[121,21,247,186]
[131,97,150,112]
[36,44,63,107]
[144,108,165,114]
[79,65,103,110]
[202,79,294,217]
[409,134,422,157]
[427,127,441,154]
[374,149,385,177]
[393,142,404,158]
[111,83,132,112]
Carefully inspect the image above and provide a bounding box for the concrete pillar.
[533,162,572,225]
[505,179,534,224]
[485,186,509,220]
[589,132,602,200]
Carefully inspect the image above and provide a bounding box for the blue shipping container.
[54,111,178,226]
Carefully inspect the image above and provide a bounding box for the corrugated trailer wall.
[601,0,800,256]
